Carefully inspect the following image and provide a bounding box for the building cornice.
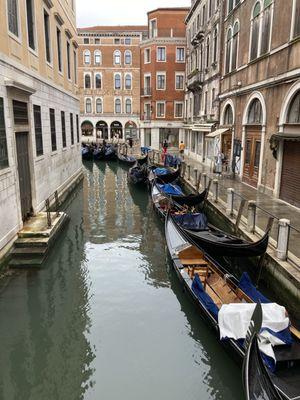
[141,38,186,46]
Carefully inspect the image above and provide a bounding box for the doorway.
[243,128,261,187]
[16,132,32,220]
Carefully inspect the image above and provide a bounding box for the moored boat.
[148,166,181,184]
[128,163,148,185]
[81,145,93,161]
[117,153,137,166]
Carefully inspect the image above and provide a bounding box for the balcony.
[187,69,204,92]
[141,87,152,97]
[191,28,204,47]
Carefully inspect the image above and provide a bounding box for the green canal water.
[0,163,244,400]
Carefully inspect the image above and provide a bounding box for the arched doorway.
[81,121,93,137]
[243,98,263,187]
[110,121,123,139]
[96,121,108,140]
[125,121,138,139]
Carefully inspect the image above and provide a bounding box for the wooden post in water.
[196,172,202,191]
[212,179,218,202]
[202,173,207,188]
[247,200,256,233]
[193,169,198,187]
[187,165,191,181]
[226,188,234,216]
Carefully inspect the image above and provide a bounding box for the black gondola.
[103,144,117,161]
[165,212,300,400]
[128,164,148,185]
[117,153,137,166]
[93,147,105,161]
[81,145,94,161]
[172,212,272,258]
[243,304,285,400]
[148,166,181,184]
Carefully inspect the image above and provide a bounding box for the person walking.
[179,141,185,159]
[162,140,168,162]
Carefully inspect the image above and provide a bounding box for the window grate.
[0,98,9,169]
[50,108,57,151]
[33,105,43,156]
[13,100,28,125]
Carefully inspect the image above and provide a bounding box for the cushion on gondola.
[238,273,270,304]
[158,184,183,196]
[192,274,219,319]
[154,167,169,176]
[174,213,208,230]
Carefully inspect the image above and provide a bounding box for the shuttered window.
[49,108,57,151]
[0,98,9,169]
[70,113,74,145]
[7,0,19,36]
[76,114,79,143]
[61,111,66,148]
[33,105,43,156]
[13,100,28,125]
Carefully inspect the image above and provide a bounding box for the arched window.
[225,28,232,74]
[260,0,272,55]
[228,0,234,13]
[224,104,234,125]
[206,36,210,68]
[84,74,91,89]
[213,27,218,64]
[124,50,132,65]
[125,74,132,90]
[199,43,203,71]
[95,73,102,89]
[115,74,121,90]
[115,98,121,113]
[85,98,92,113]
[125,99,132,114]
[247,98,263,124]
[231,21,239,71]
[96,98,102,114]
[94,50,101,64]
[84,50,90,64]
[114,50,121,65]
[287,91,300,123]
[250,2,261,60]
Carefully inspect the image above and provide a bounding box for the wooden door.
[243,128,261,187]
[16,132,32,220]
[280,142,300,207]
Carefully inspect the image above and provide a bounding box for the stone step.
[9,257,45,268]
[11,247,48,257]
[14,238,49,248]
[18,213,68,239]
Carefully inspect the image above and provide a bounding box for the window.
[206,37,210,68]
[84,74,91,89]
[66,41,71,80]
[124,50,132,65]
[57,28,62,72]
[247,98,263,124]
[94,50,101,64]
[208,0,213,17]
[84,50,90,64]
[228,0,234,13]
[156,102,165,118]
[7,0,19,36]
[293,0,300,38]
[150,19,157,38]
[70,113,74,145]
[115,98,121,113]
[250,2,266,60]
[44,10,51,63]
[49,108,57,152]
[125,74,132,90]
[175,74,184,90]
[95,73,102,89]
[0,98,9,169]
[76,114,80,142]
[85,98,92,113]
[157,47,166,62]
[231,22,239,70]
[175,102,183,118]
[114,38,120,44]
[125,99,132,114]
[95,38,100,44]
[83,38,89,44]
[33,105,43,156]
[225,28,232,74]
[176,47,185,62]
[61,111,66,148]
[260,0,272,55]
[202,4,206,25]
[144,103,151,120]
[157,73,166,90]
[125,37,131,45]
[96,98,102,113]
[13,100,28,124]
[114,50,121,64]
[224,104,233,124]
[73,50,77,84]
[213,27,218,64]
[287,91,300,123]
[114,74,121,90]
[144,48,150,63]
[26,0,35,50]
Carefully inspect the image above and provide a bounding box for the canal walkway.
[181,154,300,262]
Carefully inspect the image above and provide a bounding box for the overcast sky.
[76,0,191,27]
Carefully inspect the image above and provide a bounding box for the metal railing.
[45,190,61,228]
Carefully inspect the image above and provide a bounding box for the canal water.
[0,163,244,400]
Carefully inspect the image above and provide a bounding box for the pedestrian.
[215,151,224,175]
[128,137,133,148]
[179,141,185,159]
[162,140,168,162]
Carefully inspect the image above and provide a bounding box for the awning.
[205,128,230,139]
[192,123,215,132]
[270,132,300,142]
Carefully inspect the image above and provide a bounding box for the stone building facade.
[140,8,188,150]
[0,0,82,255]
[219,0,300,206]
[78,26,147,142]
[184,0,224,168]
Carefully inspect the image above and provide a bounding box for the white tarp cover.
[218,303,290,362]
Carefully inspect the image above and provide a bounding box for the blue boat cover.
[174,213,208,230]
[105,147,115,156]
[192,274,219,319]
[154,167,169,176]
[81,147,89,155]
[238,272,270,304]
[164,154,181,168]
[158,183,183,196]
[141,146,151,154]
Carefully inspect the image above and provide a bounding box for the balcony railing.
[141,87,152,97]
[187,69,204,92]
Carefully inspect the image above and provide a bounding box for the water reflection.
[0,163,244,400]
